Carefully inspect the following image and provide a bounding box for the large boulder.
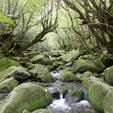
[75,71,97,81]
[0,58,20,72]
[104,90,113,113]
[29,64,55,82]
[0,82,52,113]
[31,55,52,65]
[73,59,105,73]
[82,77,113,111]
[0,66,31,82]
[59,70,75,82]
[104,65,113,85]
[61,50,80,62]
[0,77,18,93]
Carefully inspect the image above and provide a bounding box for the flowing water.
[46,70,98,113]
[0,69,98,113]
[48,93,71,111]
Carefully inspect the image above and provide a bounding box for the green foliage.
[0,13,14,25]
[0,13,15,34]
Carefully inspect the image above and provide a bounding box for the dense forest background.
[0,0,113,57]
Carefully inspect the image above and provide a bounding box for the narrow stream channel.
[0,70,99,113]
[45,70,98,113]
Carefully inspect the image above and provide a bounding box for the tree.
[0,0,59,56]
[63,0,113,54]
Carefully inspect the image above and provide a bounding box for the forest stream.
[0,0,113,113]
[47,70,93,113]
[0,68,99,113]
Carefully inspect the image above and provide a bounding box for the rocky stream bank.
[0,49,113,113]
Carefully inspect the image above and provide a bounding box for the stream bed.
[0,70,99,113]
[40,70,99,113]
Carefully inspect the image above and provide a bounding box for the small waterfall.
[49,56,52,60]
[48,92,71,110]
[83,88,88,100]
[50,70,63,78]
[60,93,63,99]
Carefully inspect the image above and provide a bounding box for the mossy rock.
[32,109,53,113]
[104,65,113,85]
[0,82,52,113]
[47,65,54,71]
[73,59,105,73]
[82,77,113,111]
[61,87,68,98]
[75,71,97,81]
[11,57,22,62]
[61,50,80,62]
[31,55,51,65]
[0,77,18,93]
[23,109,53,113]
[59,70,75,82]
[51,52,63,57]
[53,61,64,68]
[0,58,20,72]
[40,72,56,83]
[29,64,55,82]
[104,89,113,113]
[71,89,84,99]
[0,66,31,82]
[56,65,65,71]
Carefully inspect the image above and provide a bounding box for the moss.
[0,82,52,113]
[47,65,54,71]
[0,54,5,59]
[104,66,113,85]
[88,84,109,111]
[30,64,55,82]
[75,71,97,81]
[61,50,80,62]
[53,61,64,69]
[51,52,63,57]
[0,66,30,82]
[60,71,75,82]
[104,90,113,113]
[61,87,68,98]
[0,66,17,82]
[82,77,113,111]
[40,73,56,82]
[0,58,20,72]
[31,55,43,63]
[31,55,51,65]
[0,77,18,93]
[56,65,65,70]
[32,109,53,113]
[71,89,84,99]
[73,59,105,73]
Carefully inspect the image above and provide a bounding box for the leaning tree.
[0,0,59,56]
[63,0,113,54]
